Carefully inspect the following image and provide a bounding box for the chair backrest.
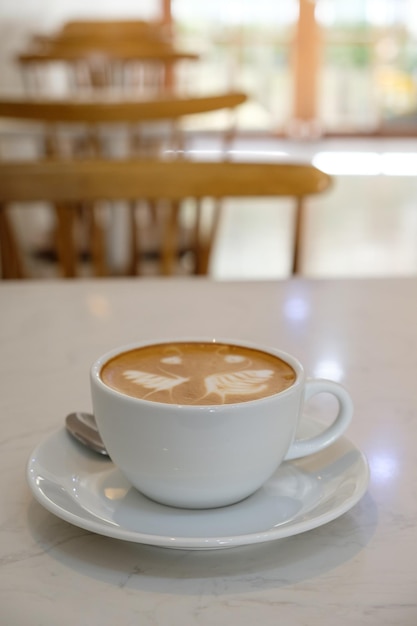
[20,19,181,62]
[17,41,197,63]
[0,92,246,124]
[59,19,172,42]
[0,159,330,200]
[17,28,198,93]
[0,92,247,157]
[0,159,332,279]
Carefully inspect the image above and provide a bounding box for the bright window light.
[312,152,381,175]
[313,151,417,176]
[380,153,417,176]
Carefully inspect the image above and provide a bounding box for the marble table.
[0,277,416,625]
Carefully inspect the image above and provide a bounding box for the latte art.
[100,342,296,405]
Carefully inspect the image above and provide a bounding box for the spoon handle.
[65,412,109,456]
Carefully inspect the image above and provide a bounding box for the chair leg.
[54,203,77,278]
[161,201,180,275]
[194,199,221,276]
[292,197,305,275]
[0,204,25,279]
[125,201,140,276]
[89,203,108,277]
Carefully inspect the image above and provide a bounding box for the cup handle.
[284,379,353,461]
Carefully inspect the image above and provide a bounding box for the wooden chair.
[0,92,246,149]
[0,92,247,274]
[27,21,174,59]
[17,30,197,94]
[19,18,184,94]
[0,159,332,279]
[0,92,247,277]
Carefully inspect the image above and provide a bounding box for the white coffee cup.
[90,338,353,509]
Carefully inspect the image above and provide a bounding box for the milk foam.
[101,342,296,405]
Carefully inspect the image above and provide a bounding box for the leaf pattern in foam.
[123,370,189,394]
[203,369,274,402]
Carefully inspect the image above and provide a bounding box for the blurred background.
[1,0,417,279]
[2,0,417,134]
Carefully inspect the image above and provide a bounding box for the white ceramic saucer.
[26,419,369,550]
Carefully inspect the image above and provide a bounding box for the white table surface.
[0,277,416,626]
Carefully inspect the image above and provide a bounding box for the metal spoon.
[65,411,109,456]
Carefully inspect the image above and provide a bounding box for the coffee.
[100,341,296,405]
